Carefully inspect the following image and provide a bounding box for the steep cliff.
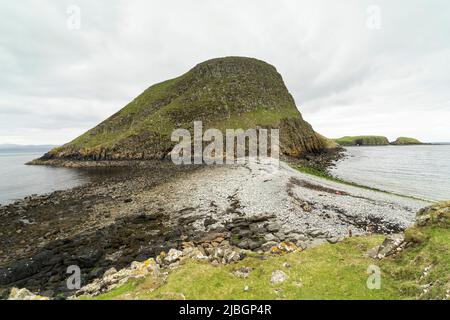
[37,57,328,162]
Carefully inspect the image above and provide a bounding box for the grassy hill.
[391,137,423,145]
[38,57,331,162]
[334,136,389,146]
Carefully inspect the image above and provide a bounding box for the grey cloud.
[0,0,449,144]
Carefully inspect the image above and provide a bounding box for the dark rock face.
[33,57,326,163]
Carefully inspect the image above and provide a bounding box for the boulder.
[365,234,406,259]
[270,270,288,285]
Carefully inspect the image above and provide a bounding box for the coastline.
[0,156,429,299]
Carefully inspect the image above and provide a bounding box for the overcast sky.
[1,0,449,145]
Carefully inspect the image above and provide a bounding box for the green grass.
[93,235,397,300]
[385,228,449,300]
[334,136,389,146]
[86,203,450,300]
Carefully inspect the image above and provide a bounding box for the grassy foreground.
[90,202,449,300]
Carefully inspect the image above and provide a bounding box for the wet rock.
[265,223,280,233]
[277,242,298,253]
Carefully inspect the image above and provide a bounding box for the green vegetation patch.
[93,236,396,300]
[334,136,389,146]
[391,137,422,145]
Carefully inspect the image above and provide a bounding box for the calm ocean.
[0,151,89,205]
[330,145,450,201]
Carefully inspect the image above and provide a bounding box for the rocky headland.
[0,57,437,300]
[30,57,334,165]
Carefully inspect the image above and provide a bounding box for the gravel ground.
[0,159,429,297]
[152,159,429,238]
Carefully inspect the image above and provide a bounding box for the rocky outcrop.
[31,57,328,165]
[415,201,450,228]
[365,202,449,260]
[73,235,246,298]
[364,233,406,259]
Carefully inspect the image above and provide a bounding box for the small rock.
[8,288,49,300]
[270,270,288,285]
[232,267,253,279]
[104,267,117,277]
[278,241,298,253]
[327,237,340,244]
[261,241,278,251]
[301,202,312,212]
[164,249,183,264]
[264,233,277,242]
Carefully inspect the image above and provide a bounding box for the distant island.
[334,136,389,146]
[334,136,423,146]
[390,137,423,145]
